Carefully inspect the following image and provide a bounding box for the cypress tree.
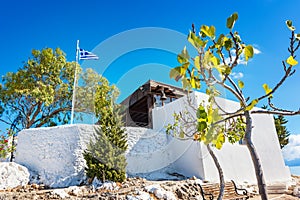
[84,77,127,182]
[274,115,290,149]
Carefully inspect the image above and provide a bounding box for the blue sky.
[1,0,300,169]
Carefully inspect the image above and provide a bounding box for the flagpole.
[71,40,79,124]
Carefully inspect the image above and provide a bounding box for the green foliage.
[84,77,127,183]
[226,117,246,144]
[83,126,127,183]
[0,48,77,129]
[0,47,102,130]
[200,25,216,39]
[274,115,290,149]
[195,104,226,149]
[75,68,105,115]
[262,105,291,149]
[166,101,245,150]
[238,80,244,89]
[286,20,295,31]
[226,13,238,30]
[168,13,255,149]
[0,130,15,159]
[244,45,254,61]
[169,14,255,94]
[262,83,273,98]
[168,13,299,151]
[168,13,300,200]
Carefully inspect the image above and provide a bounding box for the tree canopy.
[0,47,102,131]
[0,48,77,129]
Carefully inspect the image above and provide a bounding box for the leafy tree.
[167,101,245,200]
[169,13,300,200]
[0,48,78,130]
[84,76,127,183]
[274,115,290,149]
[0,48,100,130]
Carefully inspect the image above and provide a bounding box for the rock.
[0,162,30,190]
[175,188,187,199]
[92,177,102,189]
[99,181,118,191]
[67,185,83,196]
[126,191,152,200]
[293,186,300,197]
[31,184,39,190]
[52,188,69,198]
[145,184,176,200]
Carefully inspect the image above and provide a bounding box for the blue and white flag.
[79,48,99,60]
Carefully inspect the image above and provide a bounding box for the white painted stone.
[0,162,30,190]
[15,124,94,188]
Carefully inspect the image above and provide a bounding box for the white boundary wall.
[15,124,94,188]
[152,92,291,184]
[15,91,291,187]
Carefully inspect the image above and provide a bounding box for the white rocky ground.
[0,162,300,200]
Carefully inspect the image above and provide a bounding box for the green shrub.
[83,77,127,183]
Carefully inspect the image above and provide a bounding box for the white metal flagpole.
[70,40,80,124]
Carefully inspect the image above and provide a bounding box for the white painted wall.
[15,124,194,187]
[151,91,291,184]
[15,91,290,187]
[126,127,205,177]
[15,124,94,188]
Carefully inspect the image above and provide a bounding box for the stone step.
[267,184,287,194]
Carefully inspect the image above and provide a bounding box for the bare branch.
[257,31,300,102]
[266,98,300,115]
[211,113,244,127]
[251,109,300,116]
[229,31,241,69]
[27,102,43,128]
[212,39,227,65]
[216,80,246,106]
[33,107,70,128]
[0,118,12,126]
[295,41,300,52]
[211,96,244,116]
[257,66,292,101]
[282,61,287,72]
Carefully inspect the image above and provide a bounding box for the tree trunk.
[244,111,268,200]
[207,144,225,200]
[9,135,16,162]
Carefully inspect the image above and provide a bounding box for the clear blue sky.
[0,0,300,135]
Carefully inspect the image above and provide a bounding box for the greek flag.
[79,48,99,60]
